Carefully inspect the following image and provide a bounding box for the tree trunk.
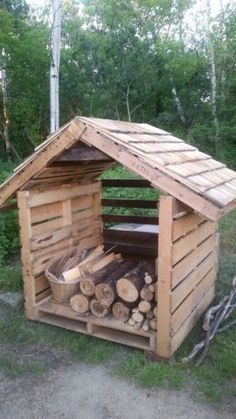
[50,0,62,133]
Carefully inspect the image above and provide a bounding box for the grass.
[0,165,236,404]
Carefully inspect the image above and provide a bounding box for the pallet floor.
[36,297,156,351]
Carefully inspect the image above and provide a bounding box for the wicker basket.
[45,248,86,303]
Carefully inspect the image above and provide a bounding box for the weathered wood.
[56,147,112,162]
[95,260,137,306]
[116,262,151,303]
[101,179,152,188]
[142,319,150,332]
[90,299,110,318]
[146,310,154,319]
[102,198,158,209]
[156,195,173,358]
[102,214,158,225]
[17,191,37,320]
[70,294,91,314]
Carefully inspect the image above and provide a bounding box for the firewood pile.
[56,245,158,332]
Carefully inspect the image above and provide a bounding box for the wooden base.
[35,296,156,352]
[146,351,174,364]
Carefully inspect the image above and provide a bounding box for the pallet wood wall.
[157,195,218,358]
[17,181,103,319]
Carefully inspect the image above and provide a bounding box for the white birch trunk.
[172,85,186,124]
[50,0,62,133]
[206,0,220,146]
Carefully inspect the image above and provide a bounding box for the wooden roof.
[0,116,236,221]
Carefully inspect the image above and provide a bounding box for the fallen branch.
[182,276,236,365]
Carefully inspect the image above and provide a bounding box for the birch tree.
[50,0,62,133]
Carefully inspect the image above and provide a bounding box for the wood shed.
[0,116,236,360]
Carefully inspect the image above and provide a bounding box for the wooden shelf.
[36,297,156,351]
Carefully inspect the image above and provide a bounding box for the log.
[144,274,153,285]
[142,319,150,332]
[70,294,90,314]
[132,311,144,323]
[134,322,143,330]
[140,285,154,302]
[153,306,157,318]
[148,284,155,293]
[80,259,122,297]
[128,318,135,326]
[112,301,131,322]
[138,300,152,313]
[150,318,157,330]
[116,262,151,303]
[90,299,110,318]
[146,310,154,319]
[95,261,137,306]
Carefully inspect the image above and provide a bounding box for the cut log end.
[80,277,96,296]
[112,301,130,322]
[116,278,139,303]
[90,299,109,318]
[70,294,90,314]
[95,283,116,307]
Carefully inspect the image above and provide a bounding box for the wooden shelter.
[0,116,236,359]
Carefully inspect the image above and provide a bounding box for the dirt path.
[0,363,234,419]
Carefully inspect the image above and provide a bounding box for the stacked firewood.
[62,245,157,332]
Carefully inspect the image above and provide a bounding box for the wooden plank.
[35,288,52,303]
[71,195,93,213]
[103,229,157,247]
[31,217,63,236]
[35,274,49,295]
[55,147,112,162]
[31,219,101,251]
[0,120,85,206]
[103,242,157,258]
[73,207,101,224]
[32,239,75,276]
[31,201,62,224]
[102,198,158,209]
[170,285,215,355]
[77,122,221,221]
[171,268,216,335]
[17,191,37,320]
[156,196,173,358]
[172,212,202,242]
[102,214,158,224]
[196,235,215,265]
[28,181,101,208]
[171,252,215,312]
[172,221,216,265]
[101,179,152,188]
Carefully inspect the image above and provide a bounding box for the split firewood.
[138,300,152,313]
[116,262,153,303]
[142,319,150,332]
[132,311,144,323]
[70,293,91,314]
[80,259,123,297]
[95,261,137,306]
[146,310,154,320]
[62,245,104,282]
[150,318,157,330]
[153,306,157,318]
[140,284,154,302]
[90,299,110,318]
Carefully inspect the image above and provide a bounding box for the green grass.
[0,165,235,404]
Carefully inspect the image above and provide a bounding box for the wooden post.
[156,195,173,358]
[17,191,37,320]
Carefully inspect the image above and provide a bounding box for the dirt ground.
[0,363,235,419]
